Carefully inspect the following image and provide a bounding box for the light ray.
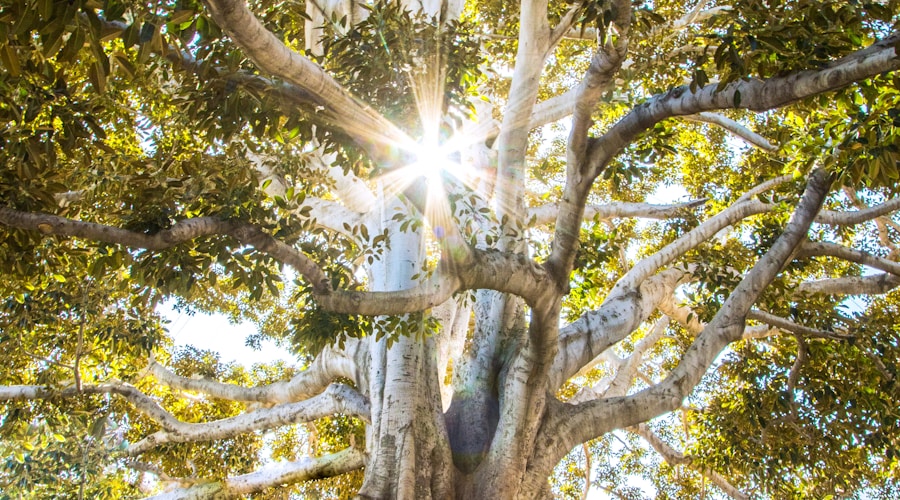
[365,17,504,253]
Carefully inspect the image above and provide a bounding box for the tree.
[1,0,899,497]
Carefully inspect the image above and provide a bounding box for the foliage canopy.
[0,0,899,498]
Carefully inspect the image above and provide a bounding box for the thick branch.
[201,0,405,151]
[567,0,631,168]
[798,241,900,276]
[493,0,552,242]
[587,33,900,174]
[563,169,831,449]
[128,383,369,455]
[148,340,365,404]
[551,268,690,390]
[146,447,365,499]
[816,197,900,226]
[0,206,331,291]
[798,273,900,295]
[528,198,707,227]
[1,206,561,316]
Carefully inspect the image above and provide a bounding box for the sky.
[158,301,297,367]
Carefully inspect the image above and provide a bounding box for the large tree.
[1,0,899,497]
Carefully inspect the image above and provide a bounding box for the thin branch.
[648,4,733,39]
[1,206,560,315]
[683,112,778,152]
[0,383,182,432]
[736,175,792,202]
[581,441,592,500]
[746,309,855,342]
[785,336,808,420]
[659,292,778,340]
[843,188,900,258]
[126,460,205,485]
[550,1,591,47]
[96,16,323,112]
[630,423,749,500]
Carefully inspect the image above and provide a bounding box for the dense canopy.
[1,0,899,498]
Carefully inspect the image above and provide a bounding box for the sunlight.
[367,31,497,247]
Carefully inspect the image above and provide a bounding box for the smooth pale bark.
[128,384,369,455]
[547,0,631,290]
[201,0,406,152]
[148,340,365,404]
[356,195,454,499]
[146,448,365,500]
[567,0,631,168]
[799,274,900,295]
[618,199,772,290]
[522,170,832,491]
[528,198,707,227]
[586,32,900,173]
[551,268,688,391]
[798,241,900,276]
[683,112,778,152]
[451,2,554,495]
[816,197,900,226]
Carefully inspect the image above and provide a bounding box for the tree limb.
[145,447,365,499]
[200,0,406,154]
[798,273,900,295]
[551,268,690,390]
[561,168,832,453]
[0,206,333,292]
[816,197,900,226]
[630,423,749,500]
[0,383,183,432]
[567,0,631,169]
[683,112,778,152]
[617,199,770,290]
[528,198,707,227]
[0,206,561,315]
[797,241,900,276]
[586,33,900,175]
[746,309,854,342]
[148,339,366,404]
[127,383,369,455]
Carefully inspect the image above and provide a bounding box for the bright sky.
[158,301,297,367]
